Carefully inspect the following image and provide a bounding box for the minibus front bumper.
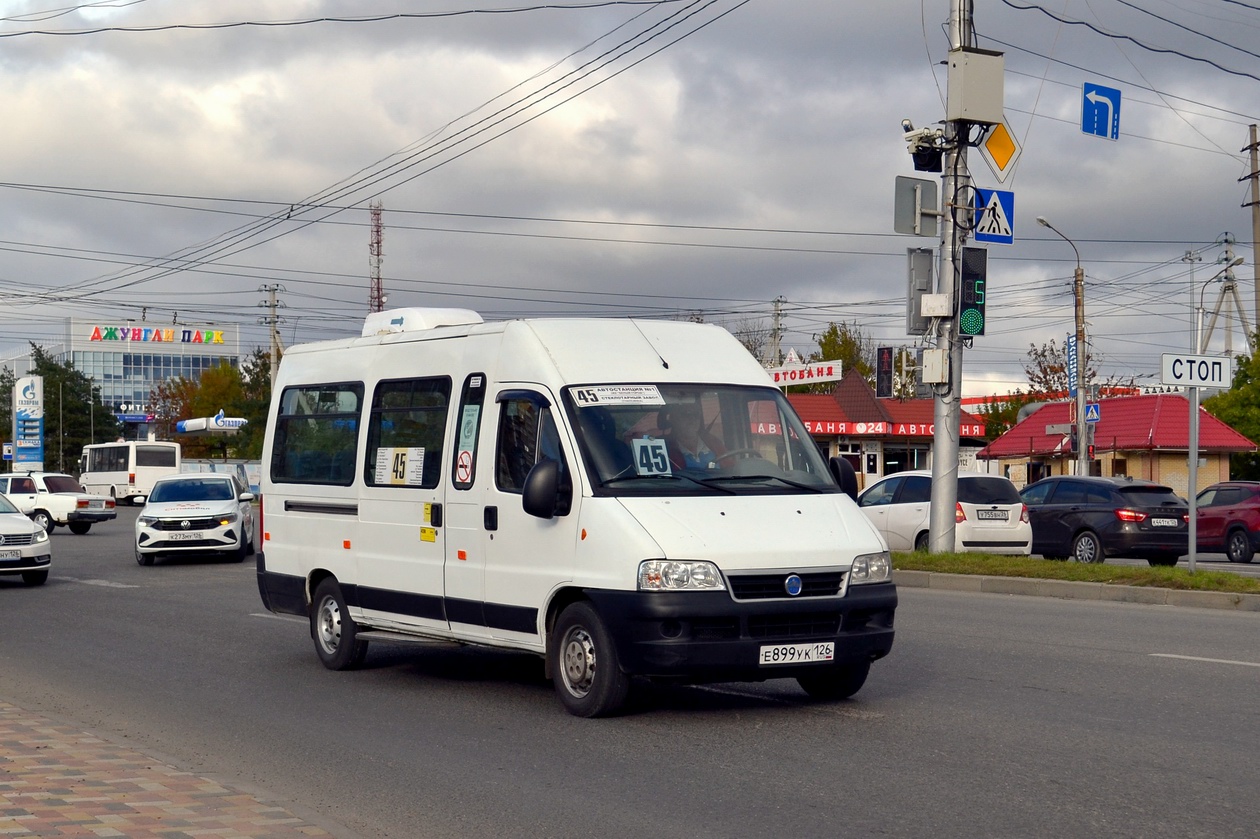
[584,582,896,682]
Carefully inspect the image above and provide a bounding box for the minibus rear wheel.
[312,578,368,670]
[551,602,630,718]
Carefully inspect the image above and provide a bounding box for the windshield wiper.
[697,474,826,492]
[601,473,737,493]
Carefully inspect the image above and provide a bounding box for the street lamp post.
[1037,216,1089,477]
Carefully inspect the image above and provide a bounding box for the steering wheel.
[715,448,764,465]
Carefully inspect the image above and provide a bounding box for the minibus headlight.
[850,552,892,584]
[638,560,726,591]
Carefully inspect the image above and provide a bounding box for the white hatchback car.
[135,474,255,566]
[0,493,52,586]
[857,470,1032,554]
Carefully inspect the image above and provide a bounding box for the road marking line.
[1151,653,1260,668]
[54,576,139,589]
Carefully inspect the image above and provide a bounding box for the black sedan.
[1019,476,1188,566]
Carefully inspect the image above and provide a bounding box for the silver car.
[135,474,255,566]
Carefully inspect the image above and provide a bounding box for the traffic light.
[1069,424,1078,453]
[1088,444,1095,460]
[959,247,987,336]
[876,347,894,398]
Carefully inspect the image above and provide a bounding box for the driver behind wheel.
[661,403,724,470]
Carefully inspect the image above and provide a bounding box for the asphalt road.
[2,507,1258,838]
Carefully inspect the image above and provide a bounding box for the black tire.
[1225,529,1254,563]
[1071,531,1103,564]
[21,569,48,586]
[311,578,368,670]
[913,532,930,552]
[68,522,91,535]
[1147,554,1179,567]
[797,660,871,701]
[550,601,630,718]
[135,548,155,566]
[32,511,53,534]
[232,538,249,563]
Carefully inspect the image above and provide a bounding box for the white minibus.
[80,440,182,505]
[257,308,896,717]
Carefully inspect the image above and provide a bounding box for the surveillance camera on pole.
[901,118,946,172]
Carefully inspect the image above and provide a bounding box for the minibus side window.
[451,374,487,491]
[495,395,568,494]
[365,377,452,489]
[271,383,364,486]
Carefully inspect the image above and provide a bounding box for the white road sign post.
[1161,353,1231,572]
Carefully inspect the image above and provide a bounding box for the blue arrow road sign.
[1085,403,1101,423]
[1082,83,1121,140]
[973,188,1014,245]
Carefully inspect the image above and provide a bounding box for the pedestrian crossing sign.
[973,188,1014,245]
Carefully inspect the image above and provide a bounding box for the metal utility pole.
[1200,237,1252,357]
[369,200,386,313]
[927,0,972,553]
[258,284,286,389]
[770,295,785,366]
[1242,125,1260,331]
[1036,217,1089,476]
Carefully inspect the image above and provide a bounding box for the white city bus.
[79,440,182,505]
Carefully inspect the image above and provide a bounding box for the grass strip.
[893,551,1260,595]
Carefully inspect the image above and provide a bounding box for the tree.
[1023,339,1133,400]
[7,345,122,473]
[975,389,1038,441]
[728,318,772,364]
[789,321,875,394]
[1203,344,1260,479]
[147,348,273,461]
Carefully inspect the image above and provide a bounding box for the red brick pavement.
[0,700,337,838]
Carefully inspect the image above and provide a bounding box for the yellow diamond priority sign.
[979,120,1021,184]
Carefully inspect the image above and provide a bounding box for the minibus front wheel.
[551,602,630,718]
[311,578,368,670]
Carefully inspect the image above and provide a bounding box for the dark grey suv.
[1019,476,1188,566]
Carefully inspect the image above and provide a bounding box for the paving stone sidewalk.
[0,700,334,838]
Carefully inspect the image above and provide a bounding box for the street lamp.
[1036,216,1089,477]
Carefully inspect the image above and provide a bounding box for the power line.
[0,2,692,38]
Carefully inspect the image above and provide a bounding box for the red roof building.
[977,394,1255,493]
[786,369,987,487]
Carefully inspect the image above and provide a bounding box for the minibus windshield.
[563,383,836,495]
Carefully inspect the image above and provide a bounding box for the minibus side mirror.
[522,460,571,519]
[829,456,858,501]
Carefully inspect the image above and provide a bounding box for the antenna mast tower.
[369,200,385,313]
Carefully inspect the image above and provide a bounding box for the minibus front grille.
[748,613,841,639]
[727,571,846,600]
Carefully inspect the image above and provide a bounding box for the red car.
[1195,481,1260,563]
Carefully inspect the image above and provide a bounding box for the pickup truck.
[25,472,117,534]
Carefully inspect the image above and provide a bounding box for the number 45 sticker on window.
[632,438,672,475]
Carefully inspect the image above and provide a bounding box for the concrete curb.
[891,569,1260,612]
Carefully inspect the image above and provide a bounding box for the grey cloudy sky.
[1,0,1257,396]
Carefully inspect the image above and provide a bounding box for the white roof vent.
[362,308,483,336]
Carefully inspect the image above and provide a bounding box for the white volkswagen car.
[858,470,1032,555]
[0,493,52,586]
[135,474,255,566]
